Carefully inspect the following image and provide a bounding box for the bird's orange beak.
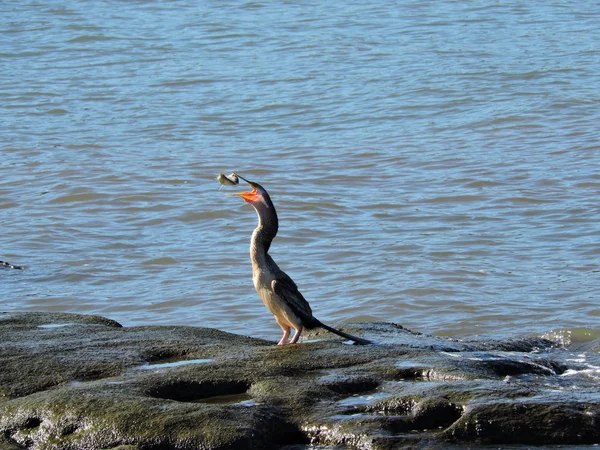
[234,186,259,203]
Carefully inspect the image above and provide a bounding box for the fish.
[217,172,239,188]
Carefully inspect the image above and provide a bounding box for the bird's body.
[233,177,370,345]
[251,249,319,344]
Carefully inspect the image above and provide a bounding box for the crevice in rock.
[73,367,124,383]
[147,379,251,403]
[325,379,379,395]
[21,417,41,430]
[139,347,190,363]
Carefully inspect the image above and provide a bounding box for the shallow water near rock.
[137,358,213,370]
[36,323,76,329]
[336,391,392,409]
[195,392,255,406]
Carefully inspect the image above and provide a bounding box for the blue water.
[1,1,599,343]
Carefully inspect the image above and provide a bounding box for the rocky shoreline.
[1,312,599,449]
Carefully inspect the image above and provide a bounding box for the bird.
[230,175,371,346]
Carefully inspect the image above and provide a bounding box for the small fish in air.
[217,172,239,189]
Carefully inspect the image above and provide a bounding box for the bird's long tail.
[318,322,372,345]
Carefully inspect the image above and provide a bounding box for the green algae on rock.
[1,312,600,449]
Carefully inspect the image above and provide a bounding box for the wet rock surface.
[1,312,599,449]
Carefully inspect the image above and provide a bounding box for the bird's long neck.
[250,204,278,268]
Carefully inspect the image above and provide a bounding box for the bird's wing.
[271,273,317,326]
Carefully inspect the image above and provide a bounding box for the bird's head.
[227,173,279,243]
[232,175,273,211]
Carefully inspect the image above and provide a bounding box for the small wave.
[561,366,600,382]
[541,328,600,347]
[422,195,485,204]
[46,108,68,116]
[49,192,107,204]
[142,257,178,265]
[68,35,115,43]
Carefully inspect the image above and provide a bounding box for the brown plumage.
[232,177,371,345]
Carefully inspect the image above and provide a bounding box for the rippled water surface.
[2,1,599,342]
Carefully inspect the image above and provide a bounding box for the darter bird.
[230,175,371,346]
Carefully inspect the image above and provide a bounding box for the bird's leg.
[277,325,291,345]
[275,317,293,345]
[277,329,290,345]
[289,326,303,344]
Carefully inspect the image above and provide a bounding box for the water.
[1,1,599,343]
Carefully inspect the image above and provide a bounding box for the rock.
[445,401,600,445]
[1,312,599,449]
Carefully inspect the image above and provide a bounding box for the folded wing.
[271,273,320,329]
